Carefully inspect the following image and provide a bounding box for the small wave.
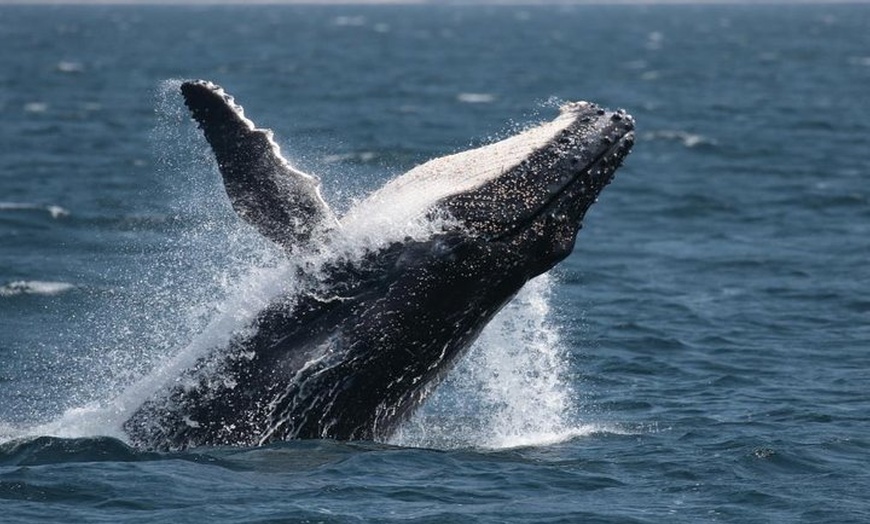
[0,436,142,467]
[640,70,661,81]
[643,129,717,148]
[492,422,662,450]
[645,30,664,51]
[0,280,75,297]
[23,102,49,113]
[391,421,634,451]
[56,60,85,74]
[485,424,610,450]
[457,93,496,104]
[0,202,70,218]
[321,151,378,164]
[332,15,366,27]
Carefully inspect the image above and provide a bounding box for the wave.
[0,280,75,297]
[0,202,69,219]
[0,435,142,467]
[642,129,717,149]
[457,93,496,104]
[0,425,626,469]
[55,60,85,74]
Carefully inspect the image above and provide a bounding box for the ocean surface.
[1,3,869,523]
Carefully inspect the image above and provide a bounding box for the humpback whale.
[122,81,634,450]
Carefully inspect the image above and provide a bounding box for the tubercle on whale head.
[527,110,634,274]
[437,102,635,266]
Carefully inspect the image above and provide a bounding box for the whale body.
[122,81,634,450]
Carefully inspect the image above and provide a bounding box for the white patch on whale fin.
[180,80,339,252]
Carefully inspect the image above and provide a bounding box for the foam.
[390,275,579,450]
[0,280,75,297]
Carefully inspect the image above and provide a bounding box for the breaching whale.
[122,81,634,450]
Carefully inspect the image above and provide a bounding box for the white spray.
[390,274,591,450]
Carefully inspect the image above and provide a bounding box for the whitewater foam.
[0,280,75,297]
[391,274,580,450]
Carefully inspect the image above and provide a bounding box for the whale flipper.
[180,80,337,250]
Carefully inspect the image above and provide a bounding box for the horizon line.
[2,0,869,5]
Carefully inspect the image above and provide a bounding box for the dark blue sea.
[1,3,869,522]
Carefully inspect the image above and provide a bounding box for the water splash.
[0,82,286,443]
[391,274,579,450]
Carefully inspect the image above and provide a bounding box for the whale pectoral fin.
[180,80,338,251]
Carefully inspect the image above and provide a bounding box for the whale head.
[346,101,635,276]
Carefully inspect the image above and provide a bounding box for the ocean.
[1,3,869,522]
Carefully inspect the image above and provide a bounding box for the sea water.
[1,4,869,522]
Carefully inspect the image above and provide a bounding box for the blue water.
[2,4,869,522]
